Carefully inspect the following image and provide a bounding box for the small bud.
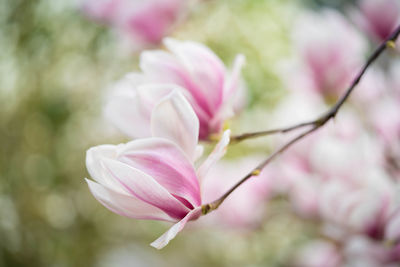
[251,169,261,176]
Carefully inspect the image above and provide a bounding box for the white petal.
[150,207,202,249]
[151,90,199,161]
[105,89,151,138]
[224,54,246,100]
[86,179,174,222]
[197,130,231,183]
[105,82,175,139]
[194,145,204,162]
[86,144,126,193]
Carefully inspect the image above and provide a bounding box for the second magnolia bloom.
[105,38,246,140]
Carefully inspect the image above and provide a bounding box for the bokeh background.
[1,0,398,266]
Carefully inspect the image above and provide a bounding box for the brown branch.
[202,25,400,215]
[230,26,400,144]
[230,120,316,143]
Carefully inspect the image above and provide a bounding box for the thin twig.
[230,26,400,144]
[202,25,400,215]
[230,120,316,143]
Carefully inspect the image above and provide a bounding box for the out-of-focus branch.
[202,25,400,215]
[230,25,400,144]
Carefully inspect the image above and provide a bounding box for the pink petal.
[151,90,199,160]
[140,48,214,118]
[164,38,226,114]
[197,130,231,182]
[86,179,174,222]
[150,207,202,249]
[118,138,201,207]
[102,158,191,220]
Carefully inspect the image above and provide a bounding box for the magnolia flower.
[82,0,190,49]
[86,91,231,249]
[353,0,400,42]
[105,38,246,140]
[290,9,367,101]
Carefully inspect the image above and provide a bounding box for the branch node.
[251,169,261,176]
[387,40,396,49]
[201,204,212,215]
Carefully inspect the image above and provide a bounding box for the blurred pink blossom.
[273,105,398,232]
[386,208,400,243]
[82,0,122,23]
[82,0,190,49]
[353,0,400,42]
[344,236,400,266]
[200,157,273,229]
[369,96,400,145]
[290,10,367,101]
[319,171,397,241]
[294,240,342,267]
[106,38,246,140]
[86,91,231,249]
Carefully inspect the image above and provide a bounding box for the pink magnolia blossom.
[290,10,367,100]
[353,0,400,42]
[82,0,190,49]
[106,38,246,140]
[86,91,231,249]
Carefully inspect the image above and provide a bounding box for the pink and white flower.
[353,0,400,42]
[106,38,246,140]
[82,0,190,49]
[86,91,231,249]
